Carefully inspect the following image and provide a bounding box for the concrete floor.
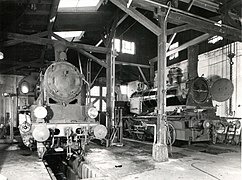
[0,140,240,180]
[85,140,241,180]
[0,143,50,180]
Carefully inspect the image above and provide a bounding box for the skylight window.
[58,0,103,12]
[52,31,85,42]
[208,35,223,44]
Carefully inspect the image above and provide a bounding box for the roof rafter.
[150,33,212,63]
[131,0,241,42]
[6,32,109,54]
[110,0,162,36]
[52,33,107,68]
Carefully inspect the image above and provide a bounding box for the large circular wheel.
[167,123,176,145]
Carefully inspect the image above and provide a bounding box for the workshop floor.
[0,140,240,180]
[86,139,241,180]
[0,143,50,180]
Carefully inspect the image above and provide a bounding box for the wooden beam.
[131,0,241,42]
[78,49,107,68]
[116,14,129,27]
[110,0,161,36]
[167,33,211,56]
[115,61,150,68]
[179,0,219,13]
[137,66,148,84]
[3,31,48,47]
[47,0,60,39]
[7,33,109,54]
[159,10,242,41]
[167,24,191,35]
[149,33,212,63]
[52,33,107,68]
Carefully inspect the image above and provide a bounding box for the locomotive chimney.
[54,43,67,61]
[187,45,199,79]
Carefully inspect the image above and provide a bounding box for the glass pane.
[91,86,100,96]
[102,87,106,97]
[102,100,106,112]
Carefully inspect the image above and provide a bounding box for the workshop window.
[90,86,100,96]
[113,39,135,55]
[113,39,121,52]
[122,40,135,55]
[169,42,179,60]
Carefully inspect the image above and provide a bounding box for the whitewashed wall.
[198,42,242,118]
[155,42,242,118]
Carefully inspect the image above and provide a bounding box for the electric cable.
[191,162,221,180]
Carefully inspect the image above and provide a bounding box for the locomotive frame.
[122,67,234,145]
[18,49,107,159]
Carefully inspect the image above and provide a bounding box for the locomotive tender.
[18,49,107,158]
[124,67,234,145]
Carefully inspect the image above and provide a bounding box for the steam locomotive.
[123,67,234,145]
[18,48,107,158]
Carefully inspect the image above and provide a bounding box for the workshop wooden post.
[152,14,168,162]
[106,46,116,147]
[188,45,199,79]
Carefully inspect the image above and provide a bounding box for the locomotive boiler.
[124,67,234,145]
[18,48,107,158]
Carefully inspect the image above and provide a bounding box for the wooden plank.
[3,31,48,47]
[7,33,109,54]
[110,0,161,36]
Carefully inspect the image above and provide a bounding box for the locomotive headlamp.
[20,81,30,94]
[32,124,50,142]
[93,125,107,139]
[87,107,98,119]
[34,106,47,119]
